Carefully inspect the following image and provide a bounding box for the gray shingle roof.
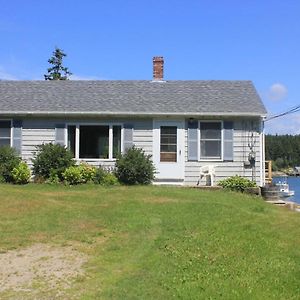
[0,80,267,117]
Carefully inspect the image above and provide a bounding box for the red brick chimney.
[153,56,164,81]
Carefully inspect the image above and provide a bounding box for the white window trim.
[65,122,123,161]
[0,119,13,147]
[198,120,224,162]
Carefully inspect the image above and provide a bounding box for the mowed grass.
[0,184,300,299]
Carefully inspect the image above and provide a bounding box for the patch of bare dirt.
[0,243,88,293]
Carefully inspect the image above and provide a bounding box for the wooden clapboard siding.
[22,120,56,165]
[20,118,263,185]
[21,118,153,167]
[184,119,263,186]
[132,120,153,156]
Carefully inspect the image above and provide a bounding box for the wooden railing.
[265,160,272,184]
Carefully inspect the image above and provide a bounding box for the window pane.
[0,128,10,138]
[200,122,221,139]
[161,126,176,135]
[0,139,10,147]
[67,125,76,158]
[161,144,177,152]
[160,126,177,162]
[0,121,11,128]
[0,121,11,140]
[113,125,121,158]
[80,126,109,159]
[161,136,177,145]
[200,141,221,158]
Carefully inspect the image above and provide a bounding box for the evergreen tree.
[44,47,72,80]
[265,134,300,168]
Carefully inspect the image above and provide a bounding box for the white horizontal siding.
[22,121,56,165]
[132,120,153,156]
[21,118,154,165]
[184,119,262,186]
[20,118,263,186]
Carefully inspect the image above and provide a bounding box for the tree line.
[265,134,300,170]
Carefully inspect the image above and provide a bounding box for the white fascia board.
[0,111,267,118]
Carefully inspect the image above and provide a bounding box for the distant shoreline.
[272,171,288,177]
[273,171,300,177]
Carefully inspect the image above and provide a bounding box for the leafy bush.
[102,172,119,186]
[63,164,118,186]
[93,167,108,184]
[218,175,256,192]
[115,146,155,185]
[32,143,74,181]
[93,166,119,185]
[11,161,31,184]
[63,166,82,185]
[0,175,5,183]
[0,146,21,183]
[78,163,96,183]
[45,169,60,184]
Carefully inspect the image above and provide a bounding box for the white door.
[153,120,185,182]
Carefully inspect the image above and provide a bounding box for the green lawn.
[0,184,299,299]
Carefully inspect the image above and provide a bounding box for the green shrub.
[11,161,31,184]
[32,143,74,181]
[93,166,118,185]
[218,175,256,192]
[62,166,82,185]
[63,164,118,186]
[93,167,108,184]
[115,146,155,185]
[0,146,21,183]
[78,163,96,183]
[45,169,60,184]
[102,172,119,186]
[0,175,5,183]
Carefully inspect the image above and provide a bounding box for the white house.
[0,57,267,186]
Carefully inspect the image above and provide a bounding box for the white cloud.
[265,113,300,135]
[267,83,287,101]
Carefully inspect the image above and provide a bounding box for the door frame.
[153,119,185,182]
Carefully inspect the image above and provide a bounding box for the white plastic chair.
[197,165,216,186]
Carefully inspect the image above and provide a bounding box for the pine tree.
[44,47,72,80]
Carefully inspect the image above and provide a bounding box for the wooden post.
[268,160,272,182]
[265,160,272,184]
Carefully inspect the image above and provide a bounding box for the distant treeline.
[265,134,300,169]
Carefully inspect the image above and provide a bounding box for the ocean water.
[273,176,300,204]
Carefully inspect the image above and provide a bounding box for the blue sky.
[0,0,299,134]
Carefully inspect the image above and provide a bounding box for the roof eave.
[0,111,267,118]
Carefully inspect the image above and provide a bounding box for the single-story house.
[0,57,267,186]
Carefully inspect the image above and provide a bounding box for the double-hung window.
[67,124,122,159]
[199,121,222,160]
[0,120,11,147]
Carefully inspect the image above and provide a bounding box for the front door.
[153,120,185,182]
